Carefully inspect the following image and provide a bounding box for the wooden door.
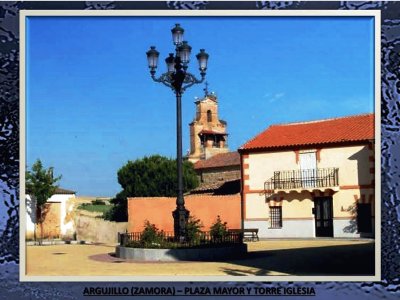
[314,196,334,237]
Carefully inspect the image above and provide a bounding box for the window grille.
[269,206,282,228]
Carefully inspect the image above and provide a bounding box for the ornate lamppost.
[146,24,209,241]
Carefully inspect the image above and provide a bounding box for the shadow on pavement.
[222,242,375,276]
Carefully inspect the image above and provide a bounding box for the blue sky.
[26,16,375,196]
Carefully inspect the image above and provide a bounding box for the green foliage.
[103,191,128,222]
[210,215,229,240]
[126,221,166,248]
[26,159,61,211]
[91,199,106,205]
[106,155,199,222]
[186,215,204,243]
[77,204,111,214]
[117,155,199,197]
[139,221,164,247]
[25,159,61,244]
[124,218,236,249]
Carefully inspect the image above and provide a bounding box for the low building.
[192,151,241,195]
[239,113,375,238]
[26,187,76,240]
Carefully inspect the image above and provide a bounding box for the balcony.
[264,168,339,197]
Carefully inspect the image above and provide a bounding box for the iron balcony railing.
[264,168,339,194]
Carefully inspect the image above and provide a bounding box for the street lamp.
[146,24,209,241]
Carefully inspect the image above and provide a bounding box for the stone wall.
[74,210,128,244]
[199,166,240,184]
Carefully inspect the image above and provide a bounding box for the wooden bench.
[228,228,259,242]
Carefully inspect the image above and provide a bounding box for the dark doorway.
[357,203,372,233]
[314,196,334,237]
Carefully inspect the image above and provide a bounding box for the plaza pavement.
[25,239,374,277]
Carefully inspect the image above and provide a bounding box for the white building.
[239,114,375,239]
[26,187,76,239]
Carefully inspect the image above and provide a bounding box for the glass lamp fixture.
[165,53,175,73]
[146,46,159,71]
[196,49,209,73]
[177,41,192,65]
[171,23,184,46]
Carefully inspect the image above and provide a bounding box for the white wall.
[25,193,76,238]
[243,143,374,239]
[246,144,371,190]
[244,220,315,238]
[26,194,36,235]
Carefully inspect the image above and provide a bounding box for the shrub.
[210,215,229,240]
[139,221,164,248]
[92,199,106,205]
[103,192,128,222]
[186,215,204,243]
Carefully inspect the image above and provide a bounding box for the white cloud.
[266,92,286,103]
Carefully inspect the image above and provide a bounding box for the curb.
[26,240,88,246]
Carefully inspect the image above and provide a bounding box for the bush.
[103,192,127,222]
[92,199,106,205]
[186,215,204,243]
[137,221,165,248]
[103,193,128,222]
[124,218,235,249]
[210,215,229,240]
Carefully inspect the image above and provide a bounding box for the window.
[299,151,317,188]
[269,206,282,228]
[207,110,212,122]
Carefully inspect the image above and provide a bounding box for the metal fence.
[118,231,243,248]
[265,167,339,191]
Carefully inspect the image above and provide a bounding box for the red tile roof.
[240,113,374,151]
[194,151,240,169]
[191,179,241,194]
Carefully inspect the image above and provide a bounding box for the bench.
[228,228,259,242]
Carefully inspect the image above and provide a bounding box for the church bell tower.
[187,83,229,163]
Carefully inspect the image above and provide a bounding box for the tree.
[26,159,61,244]
[105,155,199,222]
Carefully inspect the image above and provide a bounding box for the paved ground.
[25,239,374,277]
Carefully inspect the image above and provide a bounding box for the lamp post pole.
[146,24,209,241]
